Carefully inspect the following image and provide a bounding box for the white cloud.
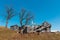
[51,30,59,32]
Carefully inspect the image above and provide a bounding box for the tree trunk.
[25,19,28,25]
[5,20,8,28]
[20,21,22,27]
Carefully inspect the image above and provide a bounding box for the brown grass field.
[0,26,60,40]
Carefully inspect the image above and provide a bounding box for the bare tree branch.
[19,9,34,27]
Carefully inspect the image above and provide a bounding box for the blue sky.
[0,0,60,31]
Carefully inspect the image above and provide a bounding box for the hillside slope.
[0,27,60,40]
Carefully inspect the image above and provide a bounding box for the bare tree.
[5,7,15,28]
[19,9,33,27]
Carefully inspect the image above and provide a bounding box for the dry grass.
[0,27,60,40]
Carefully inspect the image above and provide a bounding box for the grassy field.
[0,27,60,40]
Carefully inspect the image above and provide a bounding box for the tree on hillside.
[19,9,33,28]
[5,7,16,28]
